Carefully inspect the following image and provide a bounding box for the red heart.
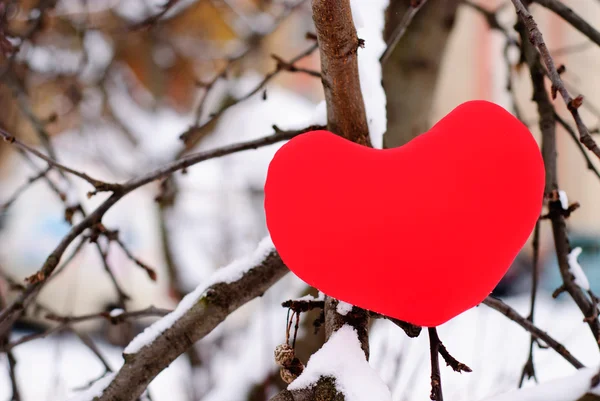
[264,100,544,327]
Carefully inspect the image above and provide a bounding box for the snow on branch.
[567,248,590,292]
[95,237,289,401]
[288,325,391,401]
[124,237,275,354]
[350,0,389,149]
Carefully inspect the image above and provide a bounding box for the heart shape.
[264,100,544,327]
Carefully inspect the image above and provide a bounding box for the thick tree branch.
[312,0,371,146]
[95,242,288,401]
[269,2,373,400]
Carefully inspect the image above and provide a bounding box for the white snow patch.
[109,308,124,317]
[558,190,569,210]
[337,301,353,316]
[124,236,275,354]
[568,247,590,291]
[479,367,600,401]
[288,325,391,401]
[350,0,389,149]
[67,373,115,401]
[294,293,325,302]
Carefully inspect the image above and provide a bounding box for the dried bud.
[274,344,295,367]
[280,368,298,384]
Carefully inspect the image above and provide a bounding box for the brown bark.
[382,0,460,149]
[312,0,371,147]
[516,13,600,346]
[96,250,289,401]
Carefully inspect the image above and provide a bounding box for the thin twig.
[180,43,319,147]
[555,113,600,181]
[0,127,119,192]
[380,0,429,63]
[5,306,170,350]
[520,222,541,387]
[532,0,600,47]
[0,125,323,335]
[511,0,600,160]
[428,327,443,401]
[483,296,584,369]
[1,167,51,211]
[438,340,472,373]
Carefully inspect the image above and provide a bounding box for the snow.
[478,367,600,401]
[67,373,115,401]
[123,236,275,354]
[336,301,353,316]
[109,308,124,317]
[558,190,569,210]
[294,292,325,302]
[288,325,392,401]
[350,0,389,149]
[567,247,590,291]
[369,293,600,401]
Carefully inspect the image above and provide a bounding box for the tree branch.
[0,125,322,338]
[95,241,288,400]
[428,328,443,401]
[312,0,371,146]
[532,0,600,48]
[511,0,600,160]
[380,0,429,64]
[514,3,600,346]
[483,297,584,369]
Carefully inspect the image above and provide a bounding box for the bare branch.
[511,0,600,160]
[483,297,584,369]
[0,127,119,192]
[380,0,429,64]
[555,113,600,181]
[312,0,371,146]
[515,3,600,346]
[180,43,319,150]
[428,328,444,401]
[4,307,170,350]
[0,125,322,337]
[532,0,600,47]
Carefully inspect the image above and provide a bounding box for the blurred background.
[1,0,600,400]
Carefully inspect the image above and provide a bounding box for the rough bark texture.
[516,16,600,346]
[97,250,288,401]
[312,0,371,146]
[382,0,460,149]
[324,297,370,359]
[517,18,557,196]
[269,2,372,400]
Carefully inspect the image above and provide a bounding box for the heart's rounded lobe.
[264,100,544,327]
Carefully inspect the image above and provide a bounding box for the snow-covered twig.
[95,237,288,401]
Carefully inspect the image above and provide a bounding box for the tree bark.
[312,0,371,146]
[382,0,460,149]
[97,250,288,401]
